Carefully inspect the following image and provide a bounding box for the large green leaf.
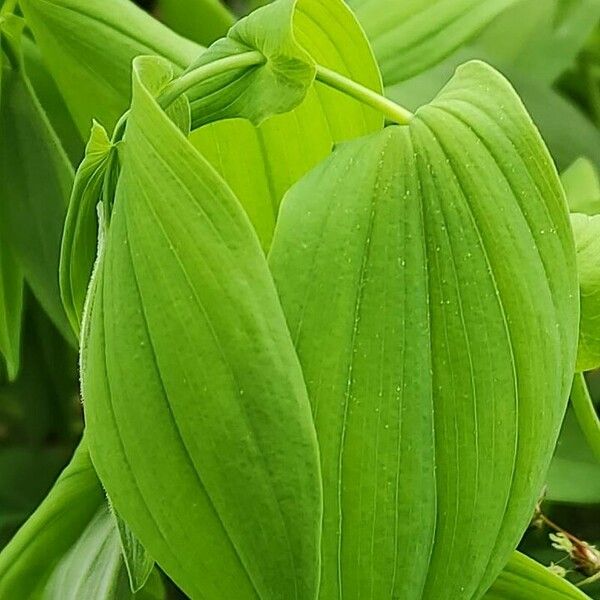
[81,56,322,600]
[269,61,578,599]
[0,16,74,343]
[484,552,592,599]
[352,0,518,85]
[154,0,234,45]
[19,0,199,134]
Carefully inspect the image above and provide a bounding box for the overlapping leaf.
[269,60,578,599]
[0,442,103,597]
[81,56,322,600]
[0,441,163,598]
[19,0,199,134]
[189,0,384,247]
[59,122,113,337]
[0,16,74,343]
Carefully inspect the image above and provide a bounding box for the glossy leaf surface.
[81,56,321,600]
[269,61,578,600]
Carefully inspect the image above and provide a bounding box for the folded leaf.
[484,552,592,599]
[59,122,113,337]
[81,55,322,600]
[269,60,578,600]
[22,0,382,252]
[184,0,315,126]
[190,0,384,248]
[115,513,155,594]
[154,0,234,45]
[19,0,199,134]
[353,0,518,85]
[0,16,74,343]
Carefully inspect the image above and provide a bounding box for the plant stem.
[570,373,600,463]
[157,50,265,110]
[314,64,413,125]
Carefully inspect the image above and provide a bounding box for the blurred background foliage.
[0,0,599,597]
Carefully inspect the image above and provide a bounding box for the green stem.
[157,50,265,110]
[314,64,413,125]
[570,373,600,463]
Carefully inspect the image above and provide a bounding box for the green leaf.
[569,374,600,464]
[154,0,235,45]
[81,55,322,600]
[269,60,578,599]
[0,17,74,344]
[115,513,155,594]
[184,0,316,127]
[190,0,384,249]
[59,122,113,338]
[0,233,23,381]
[562,158,600,216]
[387,48,600,172]
[484,552,592,599]
[546,406,600,504]
[476,0,600,85]
[0,442,104,597]
[20,35,83,164]
[0,441,162,598]
[353,0,518,85]
[43,504,163,600]
[19,0,200,134]
[570,213,600,372]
